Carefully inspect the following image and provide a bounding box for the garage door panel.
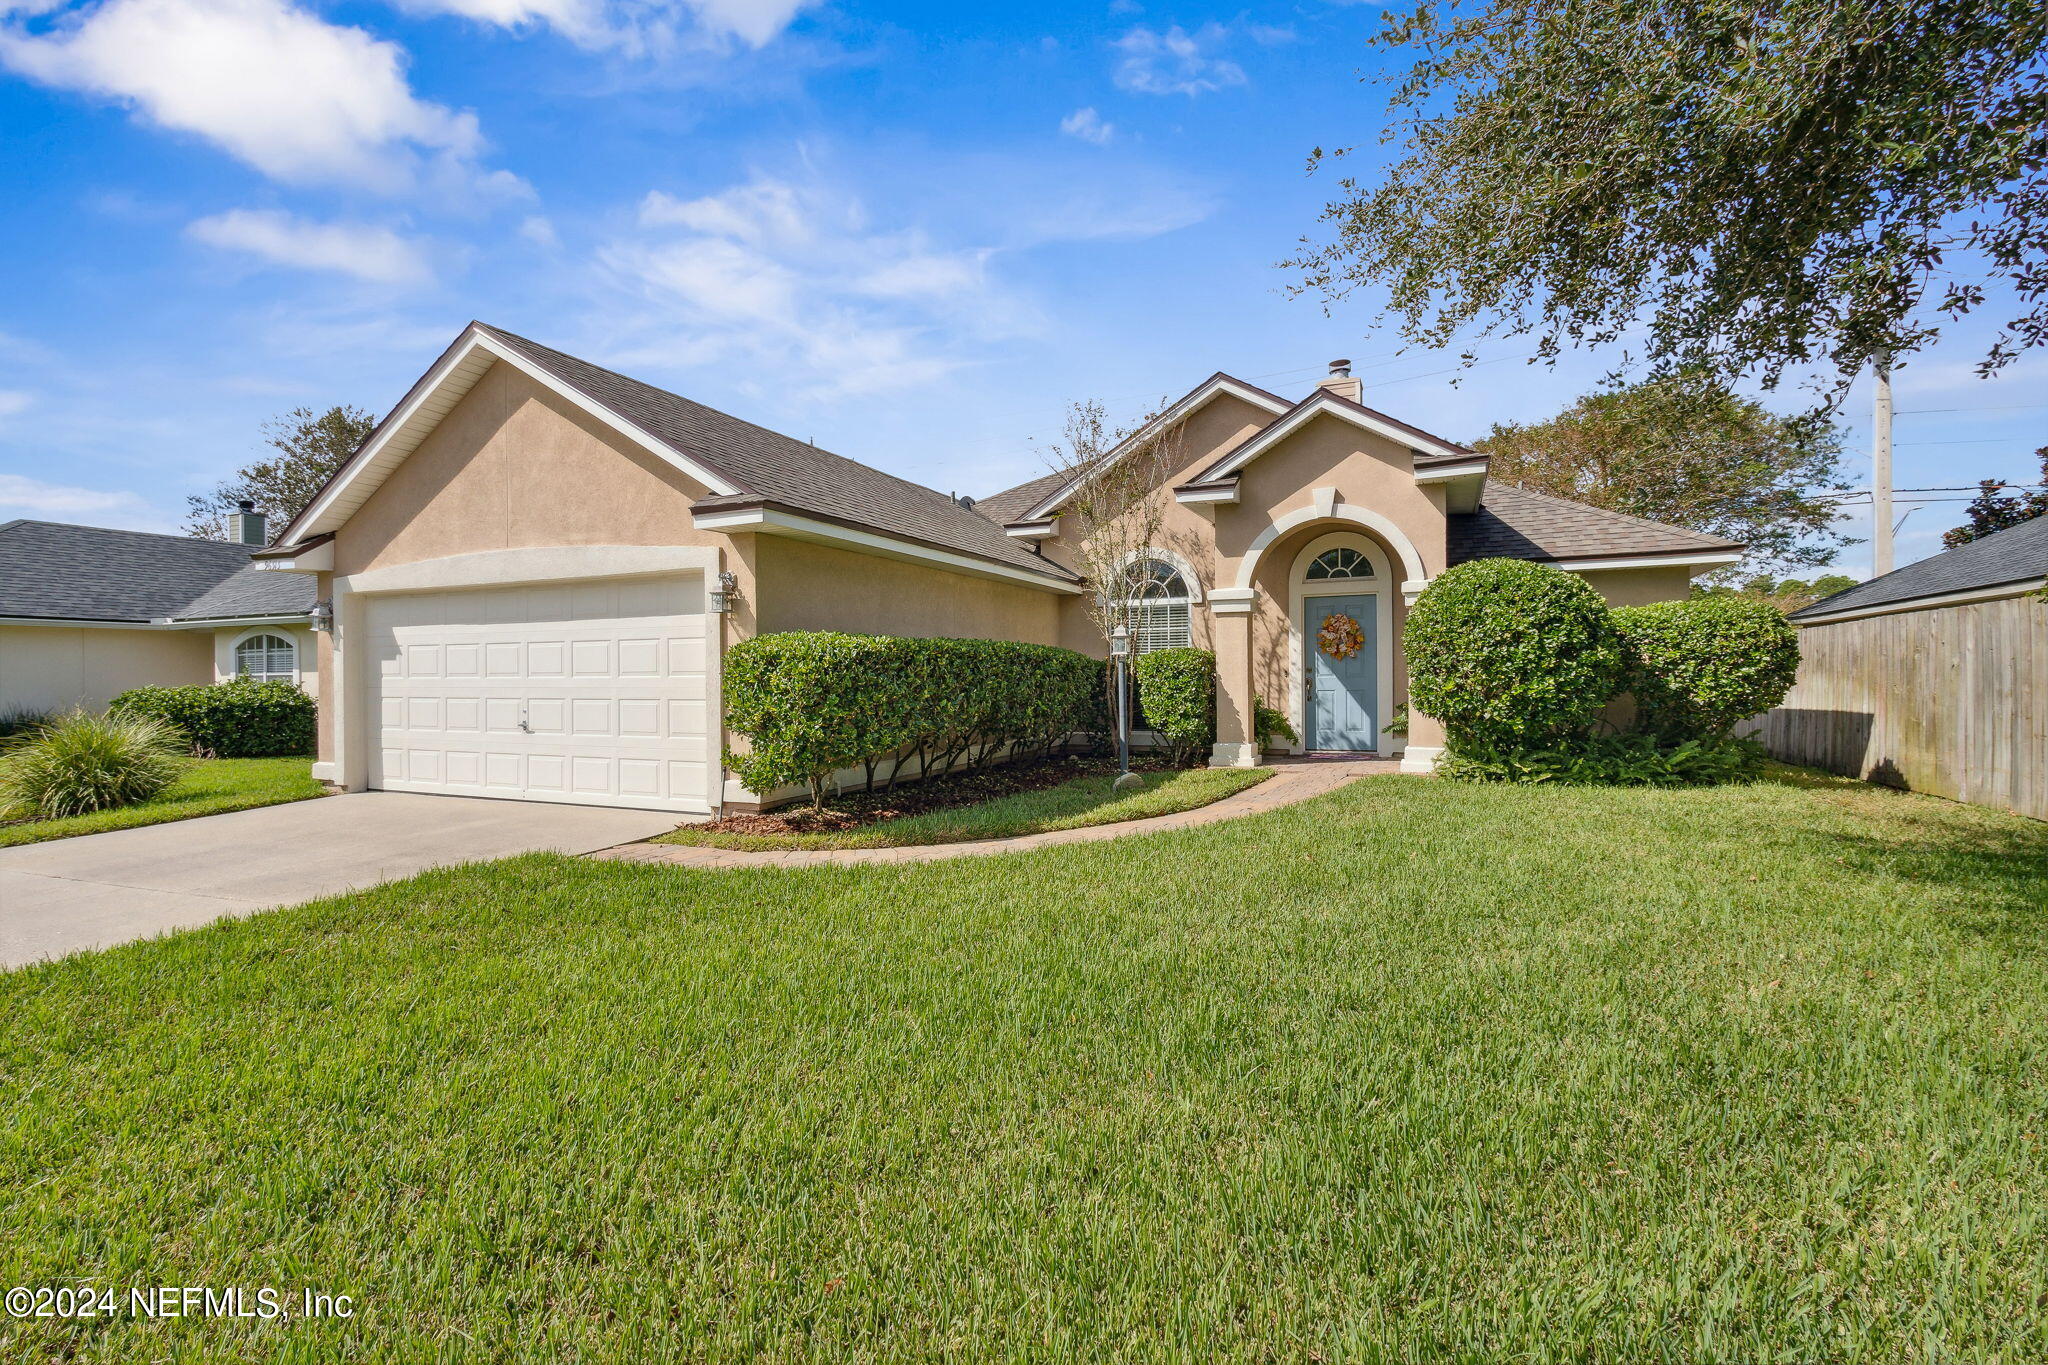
[365,576,712,813]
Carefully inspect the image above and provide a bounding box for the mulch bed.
[698,754,1172,837]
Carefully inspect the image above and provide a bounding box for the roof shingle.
[0,520,314,622]
[1447,483,1743,565]
[1794,513,2048,618]
[474,325,1076,584]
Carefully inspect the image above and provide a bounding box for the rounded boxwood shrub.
[1132,647,1216,767]
[0,709,189,819]
[110,678,316,757]
[1612,596,1802,740]
[1404,558,1626,750]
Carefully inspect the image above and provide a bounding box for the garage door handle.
[518,713,531,733]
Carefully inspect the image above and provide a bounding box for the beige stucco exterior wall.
[752,538,1063,642]
[1574,565,1699,607]
[0,624,213,713]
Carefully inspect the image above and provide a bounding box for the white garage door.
[365,576,711,813]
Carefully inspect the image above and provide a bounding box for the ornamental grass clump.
[0,709,189,821]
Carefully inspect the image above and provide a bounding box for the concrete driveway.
[0,793,687,969]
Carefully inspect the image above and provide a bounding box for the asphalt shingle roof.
[474,325,1077,584]
[1448,483,1743,565]
[973,470,1070,526]
[1794,513,2048,618]
[0,520,314,622]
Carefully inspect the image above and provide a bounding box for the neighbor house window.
[1124,557,1193,653]
[1305,547,1374,581]
[235,633,296,683]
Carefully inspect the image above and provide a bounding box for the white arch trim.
[1112,545,1206,603]
[1229,497,1429,595]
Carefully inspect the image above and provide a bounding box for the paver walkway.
[591,756,1404,870]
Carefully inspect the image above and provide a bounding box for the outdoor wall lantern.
[709,571,739,614]
[308,600,334,633]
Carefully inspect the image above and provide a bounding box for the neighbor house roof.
[973,470,1071,527]
[1447,484,1744,566]
[0,520,315,623]
[1794,513,2048,620]
[471,326,1078,584]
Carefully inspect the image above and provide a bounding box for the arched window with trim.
[234,633,297,684]
[1123,556,1193,653]
[1304,546,1375,581]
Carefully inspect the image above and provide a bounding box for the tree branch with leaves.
[185,405,376,541]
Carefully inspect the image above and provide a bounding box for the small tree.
[1943,448,2048,548]
[186,405,376,541]
[1038,399,1187,648]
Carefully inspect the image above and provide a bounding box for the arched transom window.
[1124,557,1193,653]
[1305,546,1374,581]
[235,633,297,683]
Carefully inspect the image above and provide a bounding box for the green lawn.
[654,764,1273,850]
[4,769,2047,1361]
[0,756,323,847]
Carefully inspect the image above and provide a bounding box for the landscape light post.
[1110,625,1142,791]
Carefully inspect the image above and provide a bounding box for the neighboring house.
[1751,512,2048,822]
[248,321,1739,814]
[0,513,319,715]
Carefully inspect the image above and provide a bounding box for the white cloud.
[1113,23,1245,96]
[0,472,159,524]
[187,208,433,284]
[0,389,32,418]
[1059,106,1114,144]
[0,0,507,193]
[391,0,813,52]
[600,175,1030,398]
[519,214,561,248]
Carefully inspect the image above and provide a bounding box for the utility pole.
[1872,356,1895,577]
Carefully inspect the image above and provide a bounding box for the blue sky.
[2,0,2042,575]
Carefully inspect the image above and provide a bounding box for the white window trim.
[1288,532,1396,758]
[230,628,299,684]
[1119,549,1200,653]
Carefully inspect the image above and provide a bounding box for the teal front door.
[1305,593,1377,751]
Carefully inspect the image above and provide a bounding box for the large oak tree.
[1475,374,1852,574]
[1295,0,2048,390]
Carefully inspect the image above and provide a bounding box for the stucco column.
[1208,588,1259,767]
[1397,581,1444,772]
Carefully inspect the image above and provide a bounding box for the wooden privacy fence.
[1744,592,2048,822]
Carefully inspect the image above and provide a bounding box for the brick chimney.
[232,499,267,547]
[1316,358,1362,404]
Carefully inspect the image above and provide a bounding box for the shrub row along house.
[10,322,1740,813]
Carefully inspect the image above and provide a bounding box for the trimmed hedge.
[1612,597,1802,740]
[724,633,1099,808]
[1403,559,1626,750]
[1133,647,1216,767]
[111,678,317,758]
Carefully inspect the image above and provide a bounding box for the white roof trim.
[1018,375,1288,523]
[691,506,1083,594]
[252,541,334,573]
[1005,520,1058,539]
[1174,484,1239,506]
[283,326,743,543]
[1412,459,1488,482]
[1794,575,2047,625]
[1552,551,1743,573]
[1197,390,1474,487]
[0,614,305,630]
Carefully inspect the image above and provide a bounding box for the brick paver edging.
[588,758,1406,870]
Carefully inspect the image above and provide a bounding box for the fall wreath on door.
[1318,612,1364,660]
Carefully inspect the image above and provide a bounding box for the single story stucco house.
[221,321,1739,815]
[1,513,318,714]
